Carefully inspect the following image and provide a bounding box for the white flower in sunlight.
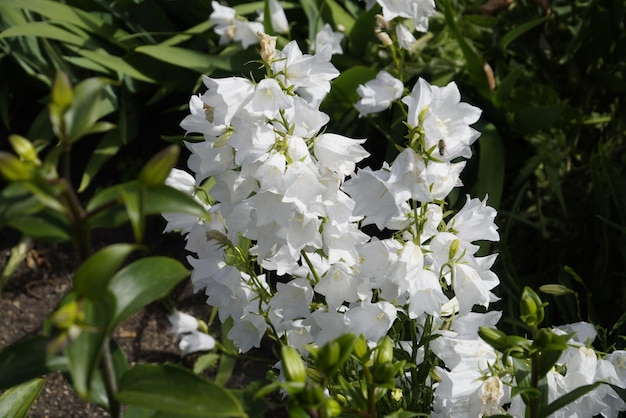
[315,23,343,55]
[355,70,404,117]
[448,195,499,242]
[257,0,290,34]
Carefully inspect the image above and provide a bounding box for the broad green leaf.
[0,336,67,390]
[134,45,235,73]
[321,65,378,119]
[107,257,189,327]
[73,243,141,300]
[8,211,71,241]
[0,21,87,46]
[323,0,356,34]
[83,339,130,409]
[0,378,45,418]
[64,77,115,144]
[472,122,505,209]
[300,0,320,47]
[64,296,115,400]
[160,20,215,47]
[347,6,377,56]
[116,364,246,417]
[0,183,44,226]
[143,185,209,220]
[498,16,548,52]
[538,382,602,418]
[139,145,180,187]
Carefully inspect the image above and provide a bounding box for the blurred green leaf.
[0,378,45,418]
[73,243,141,300]
[473,122,505,209]
[66,46,156,83]
[0,336,67,390]
[117,364,246,417]
[0,152,34,181]
[8,210,71,241]
[120,185,145,243]
[498,16,548,53]
[64,77,115,143]
[538,382,602,418]
[64,296,115,400]
[512,104,565,134]
[323,0,355,35]
[0,21,87,46]
[0,183,44,225]
[139,145,180,187]
[442,0,490,97]
[107,257,189,327]
[135,45,235,73]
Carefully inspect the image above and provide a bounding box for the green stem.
[100,339,121,418]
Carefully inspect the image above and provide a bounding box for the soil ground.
[0,222,278,417]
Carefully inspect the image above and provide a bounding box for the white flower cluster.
[164,8,626,415]
[165,32,502,356]
[430,321,626,417]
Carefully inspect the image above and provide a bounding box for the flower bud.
[520,286,545,327]
[376,31,393,47]
[282,345,306,383]
[257,31,277,63]
[478,326,511,353]
[374,336,394,366]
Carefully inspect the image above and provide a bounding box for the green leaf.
[64,77,115,144]
[321,65,378,119]
[66,46,156,83]
[134,45,236,73]
[512,104,565,134]
[120,185,145,243]
[73,243,141,300]
[0,21,87,46]
[193,353,221,375]
[78,128,125,192]
[0,183,44,226]
[8,211,72,241]
[494,65,523,108]
[538,382,602,418]
[0,336,67,390]
[64,296,115,400]
[143,185,209,220]
[0,152,34,181]
[473,122,505,209]
[498,16,548,52]
[116,364,246,417]
[107,257,189,327]
[0,378,45,418]
[139,145,180,187]
[323,0,356,35]
[442,0,490,97]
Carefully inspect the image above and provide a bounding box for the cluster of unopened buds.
[163,0,626,416]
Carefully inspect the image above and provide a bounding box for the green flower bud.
[282,346,306,383]
[520,286,545,327]
[374,336,394,366]
[478,326,511,353]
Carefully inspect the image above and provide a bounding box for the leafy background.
[1,0,624,372]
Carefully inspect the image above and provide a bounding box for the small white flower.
[355,71,404,117]
[314,23,344,55]
[396,23,416,50]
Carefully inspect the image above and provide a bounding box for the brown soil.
[0,222,279,417]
